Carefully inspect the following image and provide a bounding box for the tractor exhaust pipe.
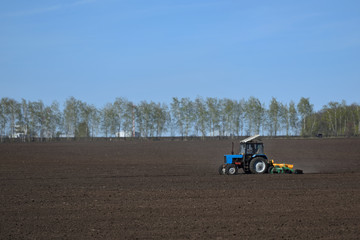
[231,142,234,155]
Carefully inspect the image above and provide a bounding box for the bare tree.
[63,97,80,137]
[113,97,127,136]
[278,103,292,136]
[220,99,235,137]
[288,101,298,136]
[101,103,117,137]
[28,100,45,138]
[0,98,8,140]
[206,97,220,136]
[233,99,246,136]
[245,97,264,135]
[180,98,194,137]
[268,97,281,136]
[194,97,208,138]
[170,97,184,137]
[297,97,313,136]
[89,105,100,138]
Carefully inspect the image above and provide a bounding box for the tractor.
[218,135,303,175]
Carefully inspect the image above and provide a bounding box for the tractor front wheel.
[249,157,268,174]
[218,165,226,175]
[225,164,238,175]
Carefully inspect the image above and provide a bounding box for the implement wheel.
[249,157,268,174]
[225,164,238,175]
[268,166,274,174]
[272,167,283,174]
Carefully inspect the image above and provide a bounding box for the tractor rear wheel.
[225,164,238,175]
[218,165,226,175]
[249,157,268,174]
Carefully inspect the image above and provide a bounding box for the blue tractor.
[219,135,270,175]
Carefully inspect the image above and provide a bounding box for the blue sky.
[1,0,359,110]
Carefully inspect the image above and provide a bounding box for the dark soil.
[1,138,360,239]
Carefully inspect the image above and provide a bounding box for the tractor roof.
[240,134,261,143]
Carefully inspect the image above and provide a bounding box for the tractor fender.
[249,155,270,167]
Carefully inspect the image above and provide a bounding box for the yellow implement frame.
[270,160,293,169]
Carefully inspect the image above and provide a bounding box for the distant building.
[59,133,75,138]
[210,130,233,137]
[10,132,24,138]
[116,131,140,137]
[10,125,26,138]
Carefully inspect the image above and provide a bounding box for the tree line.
[0,96,359,140]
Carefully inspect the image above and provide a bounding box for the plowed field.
[1,138,360,239]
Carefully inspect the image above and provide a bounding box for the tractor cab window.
[245,143,264,155]
[246,144,254,154]
[255,144,264,154]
